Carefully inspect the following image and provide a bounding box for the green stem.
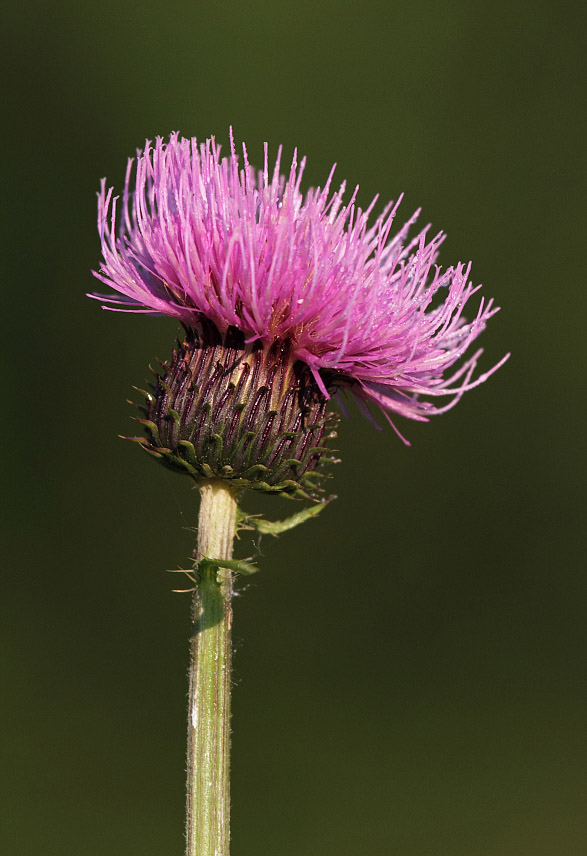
[186,480,239,856]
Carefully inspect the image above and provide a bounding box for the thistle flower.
[92,131,507,491]
[91,131,509,856]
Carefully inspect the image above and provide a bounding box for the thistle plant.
[91,130,508,856]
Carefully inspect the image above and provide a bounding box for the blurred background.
[2,0,585,853]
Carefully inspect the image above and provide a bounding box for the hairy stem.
[186,480,239,856]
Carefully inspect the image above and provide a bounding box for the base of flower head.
[126,323,340,500]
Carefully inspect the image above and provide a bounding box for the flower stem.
[186,480,239,856]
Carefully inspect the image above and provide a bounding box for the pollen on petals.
[92,131,508,431]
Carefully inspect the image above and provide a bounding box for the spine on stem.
[186,480,239,856]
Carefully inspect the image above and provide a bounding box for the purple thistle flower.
[92,131,508,443]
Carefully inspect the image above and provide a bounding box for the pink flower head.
[92,131,508,441]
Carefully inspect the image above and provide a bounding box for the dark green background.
[2,1,585,853]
